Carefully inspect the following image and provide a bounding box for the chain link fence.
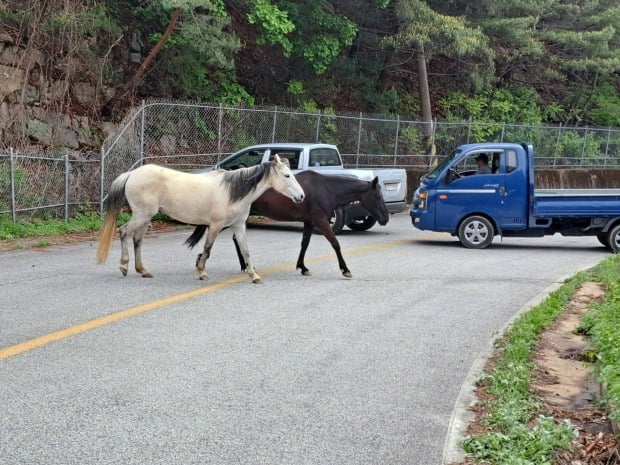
[0,148,100,222]
[2,98,620,222]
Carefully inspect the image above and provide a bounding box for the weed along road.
[0,213,609,465]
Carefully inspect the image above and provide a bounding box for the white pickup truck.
[212,143,408,233]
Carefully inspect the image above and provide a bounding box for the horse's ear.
[273,154,282,165]
[372,176,379,188]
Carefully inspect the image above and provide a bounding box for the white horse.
[96,155,304,283]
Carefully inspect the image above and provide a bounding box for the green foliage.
[462,274,584,464]
[0,207,135,240]
[316,107,340,146]
[140,2,245,104]
[580,256,620,424]
[440,87,548,125]
[247,0,295,55]
[289,5,357,74]
[463,416,576,465]
[398,126,423,153]
[588,83,620,127]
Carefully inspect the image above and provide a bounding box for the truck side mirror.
[445,169,457,183]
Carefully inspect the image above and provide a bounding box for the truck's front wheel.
[607,224,620,253]
[597,232,610,248]
[458,215,494,249]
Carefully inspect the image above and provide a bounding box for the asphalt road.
[0,212,610,465]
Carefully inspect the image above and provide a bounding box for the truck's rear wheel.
[347,216,376,231]
[607,224,620,253]
[597,232,610,248]
[458,215,494,249]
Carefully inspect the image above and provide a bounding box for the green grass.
[462,255,620,464]
[462,274,584,464]
[0,209,183,241]
[579,256,620,425]
[0,210,111,240]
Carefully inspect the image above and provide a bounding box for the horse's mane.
[221,162,275,202]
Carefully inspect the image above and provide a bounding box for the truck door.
[496,149,527,230]
[435,150,527,231]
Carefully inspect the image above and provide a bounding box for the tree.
[102,0,243,116]
[457,0,620,124]
[383,0,494,155]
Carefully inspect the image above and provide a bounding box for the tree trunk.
[417,42,435,163]
[101,7,182,118]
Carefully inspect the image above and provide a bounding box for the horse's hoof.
[302,270,312,276]
[342,271,352,278]
[199,274,209,281]
[119,266,128,276]
[252,276,262,284]
[141,272,153,278]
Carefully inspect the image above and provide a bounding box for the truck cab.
[411,142,620,251]
[413,144,531,242]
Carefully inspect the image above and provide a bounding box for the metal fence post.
[9,147,16,223]
[581,126,588,167]
[64,154,69,221]
[604,127,611,166]
[356,113,362,167]
[139,100,146,164]
[271,106,277,143]
[217,103,223,161]
[394,115,400,167]
[315,111,321,142]
[552,123,562,168]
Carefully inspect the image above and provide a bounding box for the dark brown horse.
[185,170,389,278]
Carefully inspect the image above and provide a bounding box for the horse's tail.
[185,224,207,249]
[96,171,130,264]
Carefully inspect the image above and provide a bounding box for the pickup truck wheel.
[347,216,376,231]
[607,224,620,253]
[597,232,610,248]
[458,215,494,249]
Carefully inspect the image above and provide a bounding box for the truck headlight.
[418,191,427,210]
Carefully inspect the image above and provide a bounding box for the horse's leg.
[314,218,352,278]
[118,224,130,276]
[232,234,248,271]
[119,213,152,277]
[196,225,222,281]
[133,222,152,277]
[296,222,314,276]
[231,224,261,283]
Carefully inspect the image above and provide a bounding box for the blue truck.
[410,142,620,252]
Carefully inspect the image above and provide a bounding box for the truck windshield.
[425,150,461,179]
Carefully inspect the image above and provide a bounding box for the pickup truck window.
[506,150,518,173]
[308,148,341,167]
[220,149,266,169]
[269,150,302,169]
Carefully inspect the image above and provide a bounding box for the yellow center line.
[0,235,439,360]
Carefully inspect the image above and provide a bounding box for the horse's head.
[270,154,305,203]
[360,177,389,225]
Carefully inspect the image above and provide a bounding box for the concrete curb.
[441,275,581,464]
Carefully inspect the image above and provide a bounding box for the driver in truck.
[475,153,492,174]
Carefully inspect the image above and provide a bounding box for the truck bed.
[533,189,620,216]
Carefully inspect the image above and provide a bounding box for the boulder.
[26,118,52,145]
[0,64,25,95]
